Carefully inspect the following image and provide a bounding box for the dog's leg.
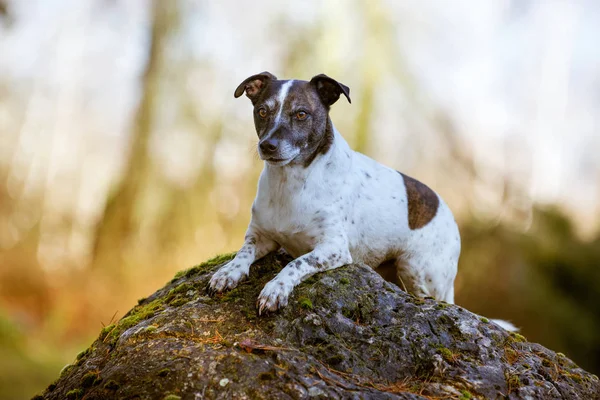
[257,243,352,314]
[395,255,457,303]
[208,232,278,294]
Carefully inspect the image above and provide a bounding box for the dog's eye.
[296,111,308,120]
[258,108,267,118]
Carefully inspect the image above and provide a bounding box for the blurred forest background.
[1,0,599,398]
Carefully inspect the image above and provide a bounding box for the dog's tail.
[490,319,519,332]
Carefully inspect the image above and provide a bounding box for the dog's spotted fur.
[209,73,460,316]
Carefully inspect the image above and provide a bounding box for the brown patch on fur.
[399,172,439,230]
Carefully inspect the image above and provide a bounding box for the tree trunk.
[91,0,177,271]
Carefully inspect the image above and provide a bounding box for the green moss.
[556,352,568,366]
[409,382,423,393]
[66,388,83,399]
[508,332,527,343]
[359,294,376,319]
[411,296,425,305]
[99,324,115,340]
[388,327,405,342]
[104,380,120,390]
[459,390,472,400]
[563,371,583,384]
[491,333,502,343]
[508,374,521,388]
[59,364,75,378]
[163,395,182,400]
[503,347,519,364]
[81,371,100,387]
[542,358,553,367]
[218,286,247,302]
[299,297,313,310]
[105,297,166,344]
[171,253,236,281]
[169,298,189,307]
[341,305,354,319]
[435,302,450,310]
[340,278,350,285]
[436,345,456,363]
[479,317,489,323]
[75,348,90,361]
[144,325,158,333]
[167,282,194,298]
[340,293,377,323]
[439,347,453,361]
[241,309,257,321]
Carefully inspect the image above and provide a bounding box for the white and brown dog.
[208,72,514,330]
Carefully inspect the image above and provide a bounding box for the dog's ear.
[234,72,277,103]
[309,74,351,107]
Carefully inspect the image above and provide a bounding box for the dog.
[207,72,515,331]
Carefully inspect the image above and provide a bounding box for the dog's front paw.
[257,278,293,315]
[207,262,248,295]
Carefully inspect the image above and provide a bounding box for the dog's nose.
[259,138,279,155]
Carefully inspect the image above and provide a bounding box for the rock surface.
[37,253,599,400]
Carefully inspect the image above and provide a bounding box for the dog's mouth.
[265,157,292,166]
[260,150,300,166]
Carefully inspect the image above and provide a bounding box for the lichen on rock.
[36,253,600,399]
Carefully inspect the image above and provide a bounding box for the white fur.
[273,80,294,125]
[491,319,518,331]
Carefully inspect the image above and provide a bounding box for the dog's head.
[234,72,350,167]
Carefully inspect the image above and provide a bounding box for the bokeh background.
[1,0,599,398]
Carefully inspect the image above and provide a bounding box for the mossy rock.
[37,253,600,399]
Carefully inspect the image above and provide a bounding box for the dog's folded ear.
[234,72,277,103]
[310,74,351,107]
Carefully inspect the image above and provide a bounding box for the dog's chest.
[253,171,334,256]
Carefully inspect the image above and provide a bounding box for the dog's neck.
[264,121,352,182]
